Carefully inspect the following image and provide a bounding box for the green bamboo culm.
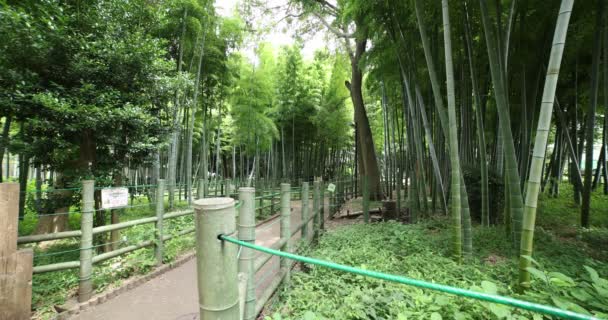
[193,198,239,319]
[78,180,94,302]
[581,0,605,228]
[441,0,463,262]
[219,235,599,320]
[519,0,575,289]
[479,0,526,249]
[463,3,490,227]
[238,187,256,320]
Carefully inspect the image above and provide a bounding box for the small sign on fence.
[101,187,129,209]
[327,183,336,193]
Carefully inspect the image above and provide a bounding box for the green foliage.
[265,222,608,319]
[29,211,195,320]
[523,259,608,318]
[537,183,608,231]
[462,165,504,224]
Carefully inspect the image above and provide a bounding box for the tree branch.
[313,11,355,38]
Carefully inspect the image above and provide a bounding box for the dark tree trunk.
[347,29,383,200]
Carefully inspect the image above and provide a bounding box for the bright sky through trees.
[215,0,331,61]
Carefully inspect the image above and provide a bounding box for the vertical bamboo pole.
[301,182,309,240]
[193,197,239,319]
[363,175,370,223]
[270,191,275,215]
[280,183,291,285]
[313,180,320,241]
[155,179,165,266]
[197,178,204,199]
[258,193,263,217]
[238,187,256,320]
[79,180,94,302]
[396,170,402,214]
[320,181,325,231]
[224,179,231,197]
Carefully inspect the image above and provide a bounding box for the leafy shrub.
[265,222,607,320]
[462,165,504,224]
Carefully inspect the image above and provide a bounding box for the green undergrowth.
[266,220,608,320]
[538,182,608,227]
[30,214,195,320]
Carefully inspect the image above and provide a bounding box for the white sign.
[101,187,129,209]
[327,183,336,193]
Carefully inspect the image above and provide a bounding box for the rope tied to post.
[217,234,599,320]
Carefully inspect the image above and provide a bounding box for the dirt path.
[72,198,328,320]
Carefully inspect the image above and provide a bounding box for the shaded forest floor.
[264,188,608,319]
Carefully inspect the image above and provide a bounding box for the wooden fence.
[1,183,33,320]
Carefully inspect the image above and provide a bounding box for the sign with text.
[101,187,129,209]
[327,183,336,193]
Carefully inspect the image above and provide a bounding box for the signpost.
[101,187,129,209]
[327,183,336,193]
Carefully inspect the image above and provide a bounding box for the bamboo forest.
[2,0,608,319]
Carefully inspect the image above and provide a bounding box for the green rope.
[219,235,598,320]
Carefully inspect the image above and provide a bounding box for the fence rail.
[7,175,353,315]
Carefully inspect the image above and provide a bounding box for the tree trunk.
[347,29,383,200]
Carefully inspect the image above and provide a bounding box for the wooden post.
[301,182,309,240]
[197,178,205,199]
[363,175,370,223]
[79,180,94,302]
[193,197,239,319]
[313,180,320,242]
[155,179,165,266]
[1,183,33,320]
[280,183,291,285]
[238,187,256,320]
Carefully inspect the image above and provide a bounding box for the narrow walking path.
[72,198,328,320]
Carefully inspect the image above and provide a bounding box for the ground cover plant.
[266,220,608,320]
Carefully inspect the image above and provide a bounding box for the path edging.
[57,251,196,320]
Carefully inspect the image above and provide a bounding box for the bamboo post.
[363,175,370,223]
[330,182,336,217]
[270,191,275,215]
[79,180,94,302]
[320,181,325,231]
[258,193,263,217]
[224,179,231,197]
[155,179,165,266]
[238,187,256,320]
[396,170,401,215]
[193,197,239,319]
[197,178,205,199]
[0,183,33,320]
[301,182,309,239]
[313,180,320,242]
[338,179,343,205]
[280,183,291,285]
